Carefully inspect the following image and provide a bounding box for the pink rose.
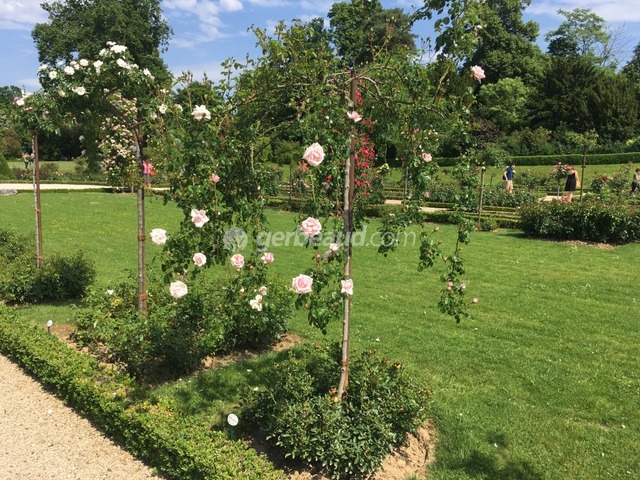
[302,142,325,167]
[169,281,188,299]
[329,243,340,253]
[230,253,245,269]
[190,209,209,228]
[421,153,432,163]
[301,217,322,237]
[424,191,430,199]
[149,228,167,245]
[193,252,207,267]
[347,111,362,122]
[211,173,220,183]
[341,279,354,296]
[261,252,274,264]
[471,65,485,82]
[472,297,479,304]
[292,274,313,294]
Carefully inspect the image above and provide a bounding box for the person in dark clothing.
[564,165,578,202]
[503,163,515,192]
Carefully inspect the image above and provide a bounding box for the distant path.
[0,354,160,480]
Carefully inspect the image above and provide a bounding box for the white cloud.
[248,0,290,6]
[15,75,40,90]
[299,0,335,14]
[526,1,640,23]
[0,0,48,29]
[170,60,227,83]
[220,0,243,12]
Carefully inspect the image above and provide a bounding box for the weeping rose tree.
[38,43,157,311]
[144,0,487,400]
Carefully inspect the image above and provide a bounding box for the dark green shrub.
[37,251,96,300]
[478,217,498,231]
[75,267,292,377]
[75,277,224,377]
[214,263,293,352]
[245,343,429,480]
[0,228,95,303]
[0,154,11,179]
[272,140,303,166]
[519,200,640,243]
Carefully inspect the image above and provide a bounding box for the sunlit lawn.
[1,191,639,479]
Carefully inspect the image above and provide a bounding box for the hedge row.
[436,152,640,167]
[519,200,640,244]
[0,306,284,480]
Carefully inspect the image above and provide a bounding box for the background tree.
[476,77,531,133]
[32,0,172,170]
[0,86,25,159]
[530,56,638,142]
[328,0,415,66]
[545,8,617,68]
[622,42,640,83]
[468,0,546,84]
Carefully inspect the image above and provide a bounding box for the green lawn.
[7,160,79,173]
[1,191,639,479]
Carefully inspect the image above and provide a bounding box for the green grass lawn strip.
[1,191,639,479]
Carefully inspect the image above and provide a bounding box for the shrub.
[244,343,429,480]
[0,154,11,179]
[75,269,293,377]
[38,251,97,300]
[75,276,225,377]
[0,228,95,303]
[519,200,640,243]
[214,263,293,352]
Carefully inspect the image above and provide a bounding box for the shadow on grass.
[444,429,544,480]
[451,449,544,480]
[163,348,294,417]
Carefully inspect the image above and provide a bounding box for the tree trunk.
[135,123,147,313]
[337,71,357,398]
[32,131,43,268]
[477,166,486,226]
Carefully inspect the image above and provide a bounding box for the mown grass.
[1,191,639,479]
[7,160,78,173]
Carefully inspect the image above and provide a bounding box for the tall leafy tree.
[32,0,172,170]
[32,0,171,80]
[622,42,640,84]
[530,56,638,141]
[476,77,531,132]
[545,8,616,68]
[328,0,415,66]
[468,0,546,84]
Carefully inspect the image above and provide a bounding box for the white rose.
[191,105,211,121]
[169,281,188,299]
[149,228,167,245]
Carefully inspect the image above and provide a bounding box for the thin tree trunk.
[580,145,587,202]
[477,166,486,226]
[337,71,357,399]
[135,123,147,313]
[32,131,43,268]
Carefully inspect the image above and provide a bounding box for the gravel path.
[0,354,160,480]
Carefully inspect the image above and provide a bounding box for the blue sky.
[1,0,639,92]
